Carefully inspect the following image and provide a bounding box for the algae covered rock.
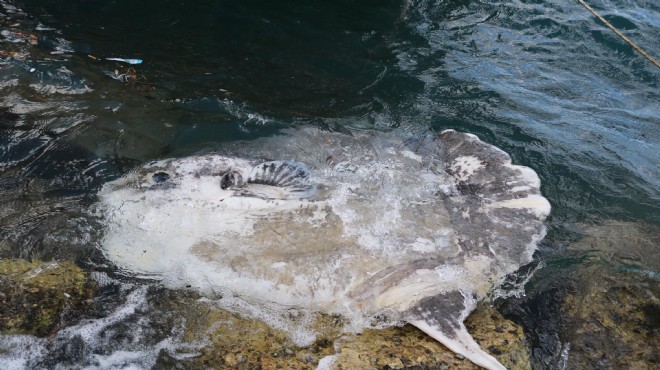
[569,221,660,272]
[183,301,530,369]
[182,303,340,369]
[560,221,660,369]
[561,268,659,369]
[0,259,96,336]
[332,305,530,370]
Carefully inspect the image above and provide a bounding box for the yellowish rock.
[184,305,339,369]
[333,305,530,370]
[561,221,660,369]
[183,301,530,369]
[561,265,659,369]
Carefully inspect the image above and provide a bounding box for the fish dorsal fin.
[242,161,315,199]
[406,291,507,370]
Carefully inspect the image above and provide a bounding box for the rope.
[576,0,660,69]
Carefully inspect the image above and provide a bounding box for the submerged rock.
[0,259,95,336]
[561,269,659,369]
[569,221,660,273]
[183,301,530,369]
[560,222,660,369]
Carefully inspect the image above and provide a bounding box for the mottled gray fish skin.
[439,130,547,266]
[98,128,550,370]
[399,130,548,370]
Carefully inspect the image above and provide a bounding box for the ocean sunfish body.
[98,128,550,370]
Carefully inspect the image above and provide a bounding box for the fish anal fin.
[406,292,507,370]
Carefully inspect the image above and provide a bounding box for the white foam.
[84,351,150,370]
[0,283,202,370]
[0,335,46,370]
[58,286,148,342]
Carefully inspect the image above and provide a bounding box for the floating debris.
[105,57,143,65]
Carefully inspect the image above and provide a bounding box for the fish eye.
[152,172,171,183]
[220,172,243,190]
[220,172,235,189]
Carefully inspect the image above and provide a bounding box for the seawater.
[1,0,658,368]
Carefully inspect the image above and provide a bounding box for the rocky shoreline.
[1,221,657,369]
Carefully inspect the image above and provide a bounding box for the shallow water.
[1,0,658,368]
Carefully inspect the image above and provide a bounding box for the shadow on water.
[25,0,423,118]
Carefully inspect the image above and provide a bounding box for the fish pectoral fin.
[245,161,316,199]
[405,292,507,370]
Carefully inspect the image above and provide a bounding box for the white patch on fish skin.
[508,185,532,193]
[488,194,552,218]
[451,155,485,181]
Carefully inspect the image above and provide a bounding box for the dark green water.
[1,0,658,368]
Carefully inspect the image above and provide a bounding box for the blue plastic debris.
[106,57,143,65]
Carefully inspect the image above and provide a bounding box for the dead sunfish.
[98,128,550,370]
